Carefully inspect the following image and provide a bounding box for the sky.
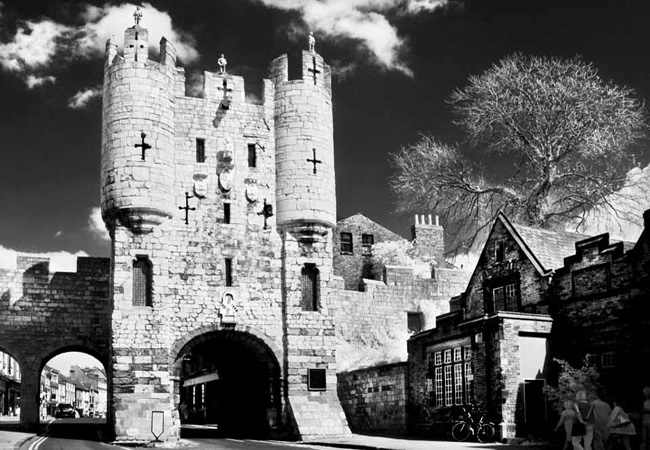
[1,0,650,267]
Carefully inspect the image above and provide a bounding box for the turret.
[268,49,335,241]
[101,16,176,233]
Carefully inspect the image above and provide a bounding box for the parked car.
[55,403,77,419]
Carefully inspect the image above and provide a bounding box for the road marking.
[27,435,48,450]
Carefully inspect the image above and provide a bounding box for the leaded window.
[301,264,319,311]
[133,255,152,307]
[340,232,353,253]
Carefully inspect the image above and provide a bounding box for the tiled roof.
[510,221,589,272]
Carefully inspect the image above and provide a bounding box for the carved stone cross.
[257,198,274,230]
[179,192,196,225]
[307,148,322,174]
[307,57,320,85]
[134,132,151,161]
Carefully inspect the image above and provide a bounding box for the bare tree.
[391,53,647,254]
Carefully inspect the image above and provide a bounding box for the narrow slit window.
[133,255,152,307]
[301,264,319,311]
[361,233,374,255]
[225,258,233,287]
[196,138,205,163]
[223,203,231,224]
[248,143,257,168]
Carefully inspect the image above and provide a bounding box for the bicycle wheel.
[451,421,472,441]
[476,423,495,443]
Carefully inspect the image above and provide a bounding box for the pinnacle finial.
[134,6,143,26]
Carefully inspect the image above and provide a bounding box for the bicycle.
[451,405,496,443]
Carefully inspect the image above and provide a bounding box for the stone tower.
[101,16,348,443]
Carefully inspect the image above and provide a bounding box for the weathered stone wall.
[0,255,111,429]
[331,266,470,372]
[337,362,407,434]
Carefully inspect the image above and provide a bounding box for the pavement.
[0,417,34,450]
[0,417,555,450]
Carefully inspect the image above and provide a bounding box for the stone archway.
[171,327,284,439]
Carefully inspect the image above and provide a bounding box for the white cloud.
[88,207,110,242]
[0,244,88,272]
[0,3,198,89]
[26,74,56,89]
[257,0,449,76]
[0,20,73,72]
[68,87,101,109]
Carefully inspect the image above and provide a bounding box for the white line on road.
[27,435,47,450]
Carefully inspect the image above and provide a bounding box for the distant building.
[0,351,20,416]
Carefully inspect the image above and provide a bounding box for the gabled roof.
[336,213,403,241]
[497,212,589,275]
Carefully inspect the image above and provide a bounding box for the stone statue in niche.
[219,168,233,192]
[219,291,237,324]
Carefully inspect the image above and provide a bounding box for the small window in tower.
[308,368,327,391]
[223,203,231,224]
[407,312,424,334]
[248,143,257,168]
[301,264,319,311]
[196,138,205,163]
[133,255,152,307]
[225,258,233,287]
[340,232,353,254]
[361,233,374,255]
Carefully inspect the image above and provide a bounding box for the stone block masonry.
[0,255,111,430]
[338,362,408,434]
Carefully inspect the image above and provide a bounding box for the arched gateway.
[171,328,282,438]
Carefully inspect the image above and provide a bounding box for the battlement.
[268,51,332,94]
[0,254,110,275]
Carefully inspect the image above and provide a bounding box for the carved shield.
[219,169,233,192]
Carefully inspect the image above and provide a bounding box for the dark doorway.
[523,379,546,439]
[178,330,281,439]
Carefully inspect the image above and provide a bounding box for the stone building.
[332,214,471,433]
[408,210,650,441]
[101,17,346,442]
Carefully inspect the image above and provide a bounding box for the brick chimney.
[411,214,445,263]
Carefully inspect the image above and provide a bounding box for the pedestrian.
[641,387,650,450]
[608,397,635,450]
[555,399,577,450]
[574,389,596,450]
[592,392,612,450]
